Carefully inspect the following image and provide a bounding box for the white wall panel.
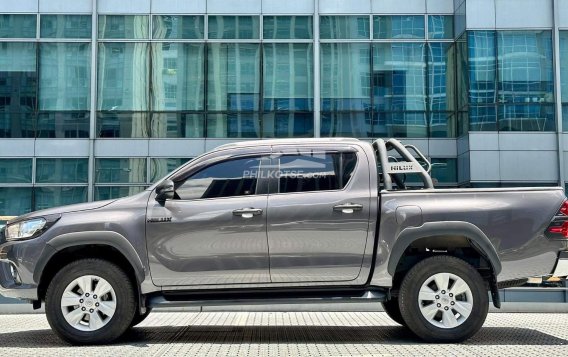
[468,132,499,150]
[500,151,558,181]
[495,0,552,28]
[97,0,151,14]
[39,0,92,13]
[149,139,205,158]
[457,135,469,155]
[1,0,38,12]
[35,140,89,157]
[95,140,149,157]
[466,0,495,29]
[320,0,370,14]
[498,133,557,151]
[558,0,568,28]
[428,139,457,157]
[426,0,454,14]
[262,0,314,14]
[151,0,206,14]
[207,0,262,14]
[457,152,470,183]
[469,151,500,180]
[0,140,34,157]
[371,0,426,14]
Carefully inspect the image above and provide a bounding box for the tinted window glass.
[277,152,357,193]
[176,157,261,200]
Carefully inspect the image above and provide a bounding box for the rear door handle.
[232,208,263,219]
[333,203,363,214]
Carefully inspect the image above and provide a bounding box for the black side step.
[148,288,387,308]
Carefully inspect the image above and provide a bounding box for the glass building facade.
[1,0,568,216]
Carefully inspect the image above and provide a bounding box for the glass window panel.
[373,16,425,39]
[208,16,259,39]
[37,112,89,138]
[207,43,260,111]
[431,158,457,183]
[95,158,147,184]
[277,153,357,193]
[98,15,148,39]
[0,159,32,183]
[262,113,314,138]
[563,105,568,132]
[428,15,453,39]
[429,112,456,138]
[0,42,37,114]
[0,187,32,216]
[34,186,87,210]
[176,157,261,200]
[150,158,192,183]
[321,112,372,138]
[0,14,36,38]
[320,16,369,39]
[498,104,555,131]
[468,31,497,105]
[263,16,312,39]
[151,43,204,111]
[0,112,35,138]
[152,15,204,39]
[373,43,427,112]
[97,112,148,138]
[207,113,260,138]
[321,43,370,111]
[36,158,88,183]
[428,43,455,112]
[94,186,146,201]
[39,43,91,111]
[97,42,149,111]
[498,31,554,104]
[263,43,313,111]
[558,31,568,102]
[469,105,497,131]
[456,34,468,111]
[150,113,204,138]
[40,15,91,39]
[379,112,428,138]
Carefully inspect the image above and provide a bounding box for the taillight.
[548,221,568,238]
[547,200,568,239]
[559,200,568,216]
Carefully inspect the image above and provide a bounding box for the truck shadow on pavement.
[0,326,566,348]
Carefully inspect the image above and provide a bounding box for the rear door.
[266,145,371,283]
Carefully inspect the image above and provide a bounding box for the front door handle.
[333,203,363,214]
[233,208,263,219]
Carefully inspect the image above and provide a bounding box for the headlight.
[6,218,47,241]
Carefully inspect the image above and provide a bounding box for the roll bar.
[372,138,434,190]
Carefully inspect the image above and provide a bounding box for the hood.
[8,199,117,224]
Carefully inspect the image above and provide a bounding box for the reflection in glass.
[97,42,149,111]
[0,159,32,183]
[428,43,455,112]
[152,15,204,39]
[207,113,260,138]
[36,158,88,183]
[98,15,148,39]
[379,112,428,138]
[95,158,147,184]
[97,112,149,138]
[429,112,456,138]
[498,104,554,131]
[0,188,32,215]
[0,15,36,38]
[94,186,146,201]
[262,113,314,138]
[321,43,370,111]
[373,43,426,112]
[263,16,312,39]
[150,158,192,183]
[561,31,568,103]
[151,43,204,111]
[431,158,457,184]
[37,112,89,138]
[34,187,87,210]
[150,113,204,138]
[263,43,313,111]
[0,42,37,111]
[373,16,425,39]
[428,16,453,39]
[456,34,468,111]
[208,16,259,39]
[469,105,497,131]
[207,44,260,111]
[468,31,497,130]
[321,112,372,138]
[563,105,568,132]
[40,43,91,111]
[0,113,35,138]
[320,16,370,39]
[40,15,91,38]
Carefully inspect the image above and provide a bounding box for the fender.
[387,221,502,276]
[36,231,146,284]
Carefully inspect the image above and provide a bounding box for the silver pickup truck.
[1,138,567,345]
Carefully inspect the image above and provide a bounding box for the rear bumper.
[552,251,568,277]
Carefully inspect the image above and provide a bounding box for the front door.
[146,155,271,286]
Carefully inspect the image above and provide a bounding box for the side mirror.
[155,179,175,202]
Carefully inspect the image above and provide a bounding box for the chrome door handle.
[333,203,363,214]
[232,208,263,219]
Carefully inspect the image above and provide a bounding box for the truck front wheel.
[381,298,406,326]
[398,255,489,342]
[45,258,137,345]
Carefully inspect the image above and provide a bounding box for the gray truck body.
[0,138,567,305]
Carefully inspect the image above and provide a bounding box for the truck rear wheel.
[381,298,406,326]
[398,255,489,342]
[45,259,136,345]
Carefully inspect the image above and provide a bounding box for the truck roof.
[216,138,364,150]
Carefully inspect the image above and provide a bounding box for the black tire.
[45,259,137,345]
[381,298,406,326]
[130,308,152,328]
[398,255,489,343]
